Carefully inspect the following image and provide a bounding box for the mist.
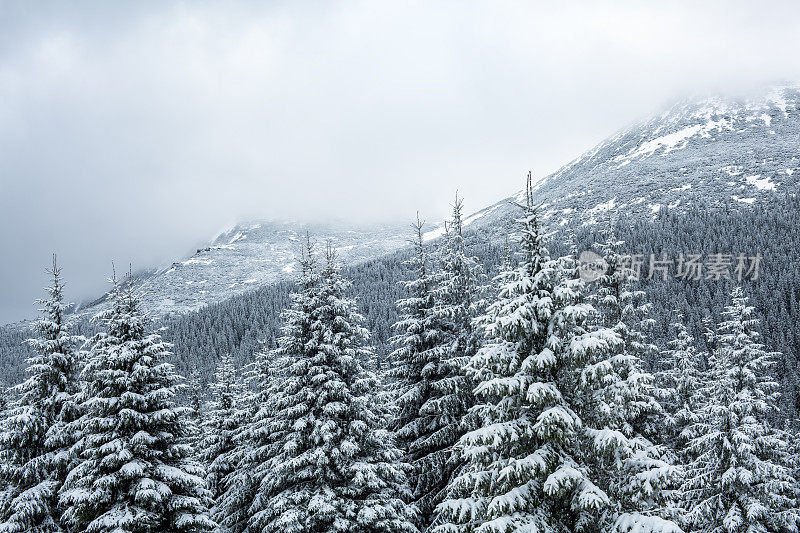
[2,0,800,323]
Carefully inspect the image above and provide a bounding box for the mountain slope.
[76,220,410,318]
[436,84,800,235]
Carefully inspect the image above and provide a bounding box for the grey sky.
[2,0,800,324]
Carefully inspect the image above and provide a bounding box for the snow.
[282,264,295,273]
[649,204,661,214]
[228,232,246,244]
[183,258,214,266]
[720,165,743,176]
[243,279,258,284]
[463,204,502,227]
[671,184,691,191]
[625,124,704,159]
[423,226,447,242]
[732,195,756,204]
[589,198,617,214]
[745,175,776,191]
[766,86,790,116]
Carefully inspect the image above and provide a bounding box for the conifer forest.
[2,3,800,532]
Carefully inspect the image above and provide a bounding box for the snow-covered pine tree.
[0,256,82,533]
[59,272,213,533]
[214,237,320,533]
[579,231,680,529]
[198,352,245,508]
[436,176,680,532]
[588,231,662,438]
[400,195,486,526]
[240,244,417,533]
[435,176,624,531]
[391,213,438,442]
[388,214,452,526]
[657,317,703,461]
[683,286,800,532]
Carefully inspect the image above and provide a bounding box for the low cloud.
[2,0,800,322]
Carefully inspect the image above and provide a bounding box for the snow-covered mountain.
[76,220,411,318]
[428,84,800,236]
[75,84,800,320]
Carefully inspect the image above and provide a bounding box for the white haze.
[2,0,800,323]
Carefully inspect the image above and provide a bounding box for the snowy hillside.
[75,220,410,318]
[427,84,800,235]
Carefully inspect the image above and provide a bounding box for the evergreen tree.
[683,287,800,532]
[215,239,320,533]
[581,231,680,528]
[391,214,438,440]
[212,345,273,533]
[60,273,213,533]
[198,353,244,508]
[0,256,82,533]
[388,214,451,526]
[233,244,418,532]
[436,178,606,531]
[588,231,662,439]
[403,196,486,526]
[657,317,703,460]
[435,177,679,532]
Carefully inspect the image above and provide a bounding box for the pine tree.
[0,255,82,533]
[398,196,485,526]
[59,273,213,533]
[229,243,417,532]
[435,177,679,532]
[436,178,614,531]
[212,345,272,533]
[580,231,680,529]
[658,317,703,460]
[588,231,662,439]
[683,286,800,532]
[388,214,451,526]
[391,214,438,441]
[215,239,321,533]
[198,353,245,508]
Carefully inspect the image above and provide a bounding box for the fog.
[2,0,800,323]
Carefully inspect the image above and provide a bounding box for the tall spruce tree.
[59,273,213,533]
[198,352,245,509]
[391,214,439,442]
[388,214,451,527]
[588,231,663,440]
[581,231,679,528]
[657,317,703,461]
[402,195,485,526]
[683,286,800,532]
[240,244,417,532]
[0,256,82,533]
[434,177,607,531]
[435,176,679,532]
[215,239,320,533]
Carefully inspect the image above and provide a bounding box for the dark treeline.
[1,193,798,420]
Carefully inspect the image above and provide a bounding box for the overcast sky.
[2,0,800,323]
